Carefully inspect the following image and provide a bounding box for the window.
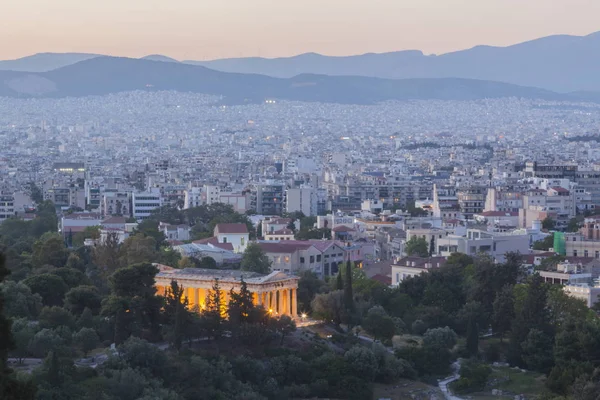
[310,256,315,263]
[596,251,599,259]
[585,250,589,258]
[300,257,305,263]
[316,255,322,262]
[240,237,245,246]
[573,250,578,257]
[223,237,227,243]
[573,237,576,242]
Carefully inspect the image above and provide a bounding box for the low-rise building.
[391,256,447,286]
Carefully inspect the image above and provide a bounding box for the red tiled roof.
[332,225,356,232]
[215,223,248,234]
[257,242,312,253]
[550,186,570,193]
[371,274,392,286]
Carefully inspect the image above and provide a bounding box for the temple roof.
[155,266,297,284]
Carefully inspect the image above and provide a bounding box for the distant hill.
[0,53,100,72]
[2,31,600,92]
[141,55,180,63]
[185,31,600,93]
[0,56,580,104]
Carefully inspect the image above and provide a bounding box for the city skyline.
[2,0,600,60]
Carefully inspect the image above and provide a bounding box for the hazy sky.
[2,0,600,60]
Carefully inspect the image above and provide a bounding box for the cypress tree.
[466,316,479,356]
[336,272,344,290]
[343,261,354,312]
[202,279,224,340]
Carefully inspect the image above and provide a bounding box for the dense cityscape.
[3,6,600,398]
[1,89,600,399]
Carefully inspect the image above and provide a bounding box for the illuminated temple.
[154,265,299,317]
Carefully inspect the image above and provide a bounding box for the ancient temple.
[154,265,299,317]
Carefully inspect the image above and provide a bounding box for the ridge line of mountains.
[1,31,600,103]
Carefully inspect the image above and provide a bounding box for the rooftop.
[215,223,249,234]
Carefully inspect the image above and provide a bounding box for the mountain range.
[0,56,581,104]
[1,31,600,93]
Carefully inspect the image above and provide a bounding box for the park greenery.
[3,201,600,399]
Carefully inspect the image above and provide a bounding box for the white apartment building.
[102,192,130,217]
[132,189,162,221]
[0,194,15,222]
[436,229,530,263]
[286,187,317,216]
[184,187,203,209]
[204,185,221,205]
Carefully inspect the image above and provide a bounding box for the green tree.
[228,279,254,325]
[542,216,556,231]
[344,346,379,382]
[405,237,429,257]
[451,359,492,394]
[38,306,75,330]
[118,336,168,379]
[567,217,581,233]
[28,182,43,204]
[73,327,99,357]
[22,274,68,307]
[27,328,64,358]
[336,272,344,290]
[0,281,42,319]
[64,253,85,271]
[163,280,190,351]
[9,318,35,364]
[202,279,224,340]
[241,243,271,274]
[422,326,457,349]
[521,328,555,374]
[77,307,95,330]
[297,270,327,313]
[93,230,121,275]
[311,290,345,325]
[119,233,158,267]
[64,285,102,315]
[491,284,514,341]
[343,261,354,313]
[102,263,162,343]
[362,306,396,342]
[72,226,100,248]
[532,234,554,251]
[466,315,479,356]
[274,315,296,345]
[31,233,69,268]
[508,274,551,367]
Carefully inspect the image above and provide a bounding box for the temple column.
[281,290,286,315]
[193,288,199,308]
[283,289,289,316]
[289,288,295,317]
